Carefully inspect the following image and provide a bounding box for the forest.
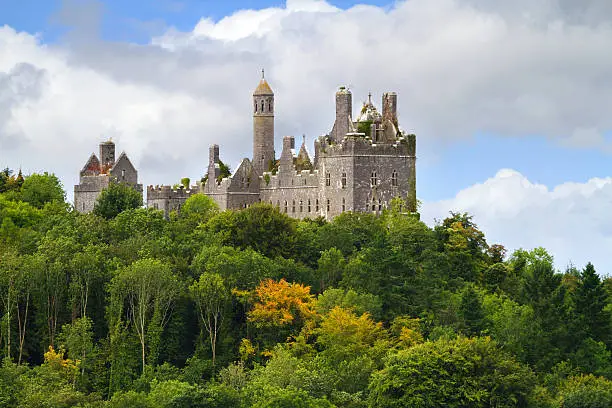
[0,167,611,407]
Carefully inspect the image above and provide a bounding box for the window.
[341,172,347,188]
[299,200,303,212]
[261,100,264,111]
[392,170,398,186]
[327,199,330,212]
[370,171,378,186]
[316,199,319,212]
[82,202,85,211]
[292,200,296,213]
[254,101,257,113]
[268,100,272,112]
[342,198,346,212]
[326,172,331,186]
[378,199,382,211]
[371,198,376,212]
[121,169,126,180]
[308,199,311,212]
[284,201,288,213]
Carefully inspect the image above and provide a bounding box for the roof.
[253,78,274,95]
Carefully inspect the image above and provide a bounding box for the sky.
[1,0,612,274]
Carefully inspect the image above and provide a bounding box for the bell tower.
[253,69,275,175]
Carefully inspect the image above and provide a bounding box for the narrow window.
[254,101,257,113]
[392,170,398,186]
[370,171,378,187]
[284,200,288,213]
[342,198,346,212]
[82,202,85,211]
[378,199,382,211]
[268,100,272,112]
[261,100,264,111]
[292,200,296,213]
[341,172,347,188]
[299,200,303,212]
[316,199,319,212]
[327,199,330,212]
[308,199,311,212]
[326,172,331,186]
[121,169,126,180]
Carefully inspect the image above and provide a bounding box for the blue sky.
[1,0,608,200]
[2,0,612,272]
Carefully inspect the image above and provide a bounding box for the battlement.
[146,184,200,200]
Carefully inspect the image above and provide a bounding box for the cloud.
[421,169,612,275]
[0,0,612,208]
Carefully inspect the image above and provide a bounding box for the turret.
[330,86,353,142]
[208,144,220,182]
[382,92,398,129]
[99,140,115,167]
[253,69,275,175]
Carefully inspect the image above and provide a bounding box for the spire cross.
[368,91,372,104]
[262,68,265,79]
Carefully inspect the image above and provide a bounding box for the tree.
[459,285,484,336]
[189,272,229,366]
[316,248,345,291]
[557,374,612,408]
[179,193,219,225]
[109,259,180,372]
[574,263,611,345]
[368,336,536,408]
[93,182,142,219]
[19,172,65,208]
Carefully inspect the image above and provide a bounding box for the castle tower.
[253,69,275,175]
[330,86,353,142]
[99,140,115,168]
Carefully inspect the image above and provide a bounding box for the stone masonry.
[74,140,142,213]
[146,73,417,220]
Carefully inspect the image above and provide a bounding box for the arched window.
[308,199,311,212]
[341,172,347,188]
[300,200,303,212]
[370,171,378,187]
[292,200,296,213]
[391,170,398,186]
[284,201,288,213]
[316,199,319,212]
[371,197,376,212]
[378,199,382,211]
[268,100,272,112]
[261,100,264,111]
[342,198,346,212]
[326,172,331,186]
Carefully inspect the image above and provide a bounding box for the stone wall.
[146,185,199,218]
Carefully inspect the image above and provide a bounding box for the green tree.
[93,182,142,219]
[556,374,612,408]
[109,259,181,372]
[574,263,611,345]
[19,172,65,208]
[368,336,536,408]
[189,272,229,366]
[459,285,484,336]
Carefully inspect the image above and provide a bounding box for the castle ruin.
[147,73,417,219]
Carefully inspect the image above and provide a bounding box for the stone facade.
[146,75,417,220]
[74,141,142,213]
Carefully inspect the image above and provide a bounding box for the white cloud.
[421,169,612,275]
[1,0,612,221]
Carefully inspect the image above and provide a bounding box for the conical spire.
[254,68,274,95]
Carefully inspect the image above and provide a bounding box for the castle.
[74,141,142,213]
[76,73,417,220]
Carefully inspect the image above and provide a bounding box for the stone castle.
[74,141,142,213]
[75,73,417,220]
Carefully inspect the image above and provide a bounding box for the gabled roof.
[111,151,137,173]
[80,153,101,176]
